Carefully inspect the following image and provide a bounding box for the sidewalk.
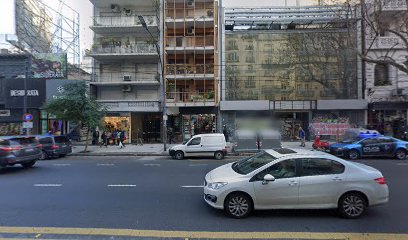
[71,141,315,157]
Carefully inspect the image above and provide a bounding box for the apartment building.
[88,0,163,143]
[363,0,408,136]
[220,6,367,140]
[164,0,219,142]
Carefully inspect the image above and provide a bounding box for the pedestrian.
[299,126,306,147]
[106,131,112,146]
[118,129,126,148]
[137,129,143,146]
[223,125,229,142]
[101,131,108,148]
[112,129,117,145]
[92,130,99,145]
[167,127,174,144]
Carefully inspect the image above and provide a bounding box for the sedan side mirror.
[262,174,275,185]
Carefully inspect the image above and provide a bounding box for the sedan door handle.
[288,181,298,186]
[332,177,344,181]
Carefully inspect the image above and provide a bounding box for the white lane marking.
[144,164,161,166]
[189,164,208,167]
[53,163,71,166]
[34,184,62,187]
[97,163,115,166]
[181,185,204,188]
[107,184,136,187]
[397,163,408,166]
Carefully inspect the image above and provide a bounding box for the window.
[227,52,239,62]
[378,137,395,143]
[245,76,256,88]
[39,137,53,144]
[55,136,70,143]
[301,159,345,176]
[361,138,378,145]
[374,64,390,86]
[227,40,238,50]
[0,139,9,146]
[188,137,201,146]
[232,151,276,175]
[245,53,255,63]
[252,159,297,181]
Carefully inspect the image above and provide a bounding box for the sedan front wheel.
[224,193,253,218]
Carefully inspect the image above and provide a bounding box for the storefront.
[368,102,408,138]
[103,114,131,143]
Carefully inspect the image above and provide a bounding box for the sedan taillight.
[374,177,386,185]
[51,145,59,150]
[0,147,22,151]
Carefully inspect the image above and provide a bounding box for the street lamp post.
[139,16,167,151]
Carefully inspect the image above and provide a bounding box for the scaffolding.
[8,0,80,65]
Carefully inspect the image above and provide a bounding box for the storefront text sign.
[10,90,40,97]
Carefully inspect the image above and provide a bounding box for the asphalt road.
[0,155,407,238]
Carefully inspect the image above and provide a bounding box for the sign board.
[23,113,33,121]
[0,110,11,117]
[163,115,168,121]
[22,121,33,129]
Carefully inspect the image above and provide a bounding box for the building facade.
[220,6,367,140]
[164,0,219,142]
[363,0,408,137]
[88,0,163,143]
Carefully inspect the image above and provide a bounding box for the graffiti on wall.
[309,115,351,136]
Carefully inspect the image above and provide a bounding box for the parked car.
[330,135,408,160]
[204,148,389,219]
[36,135,73,160]
[169,133,227,160]
[0,136,42,168]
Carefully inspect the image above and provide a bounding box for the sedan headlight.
[207,182,228,190]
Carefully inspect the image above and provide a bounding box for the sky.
[1,0,317,61]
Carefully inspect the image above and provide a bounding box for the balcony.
[165,36,214,53]
[87,43,157,61]
[98,100,160,112]
[90,15,158,35]
[166,91,216,107]
[166,64,214,80]
[367,37,405,50]
[90,72,160,87]
[165,8,214,28]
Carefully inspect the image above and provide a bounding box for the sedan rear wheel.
[395,149,407,160]
[225,193,252,218]
[21,160,36,168]
[40,151,48,160]
[348,149,360,160]
[338,192,366,219]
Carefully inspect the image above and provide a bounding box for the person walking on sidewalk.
[101,131,108,148]
[137,129,143,146]
[299,126,306,147]
[118,129,126,148]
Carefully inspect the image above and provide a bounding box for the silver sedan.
[204,148,389,218]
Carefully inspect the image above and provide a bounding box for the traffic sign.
[23,113,33,122]
[22,122,33,129]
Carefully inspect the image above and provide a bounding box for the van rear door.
[201,136,225,157]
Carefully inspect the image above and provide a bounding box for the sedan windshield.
[232,151,276,175]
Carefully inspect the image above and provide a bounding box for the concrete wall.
[98,86,159,101]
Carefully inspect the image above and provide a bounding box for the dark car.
[0,136,42,168]
[36,135,73,160]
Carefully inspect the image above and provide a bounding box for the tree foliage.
[44,81,106,151]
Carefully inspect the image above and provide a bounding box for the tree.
[44,81,106,152]
[323,0,408,75]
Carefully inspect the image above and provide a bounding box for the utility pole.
[23,54,30,135]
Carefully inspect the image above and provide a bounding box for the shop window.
[374,64,390,86]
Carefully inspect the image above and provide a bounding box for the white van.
[169,134,227,160]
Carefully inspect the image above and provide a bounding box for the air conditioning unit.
[187,27,195,35]
[124,8,132,16]
[123,75,132,81]
[122,85,132,92]
[391,89,403,96]
[111,4,120,12]
[187,0,194,7]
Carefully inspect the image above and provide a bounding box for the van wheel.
[214,151,224,160]
[21,161,36,168]
[174,151,184,160]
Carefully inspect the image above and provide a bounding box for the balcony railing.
[166,8,214,20]
[166,36,214,48]
[367,37,405,49]
[166,64,214,75]
[92,72,159,83]
[92,15,157,27]
[98,100,160,112]
[166,91,215,103]
[89,44,156,55]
